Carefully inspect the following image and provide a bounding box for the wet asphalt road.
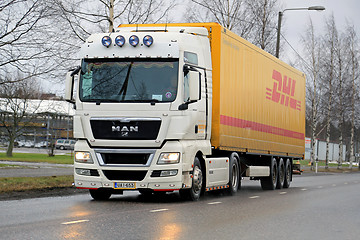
[0,172,359,240]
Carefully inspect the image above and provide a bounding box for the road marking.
[249,196,259,199]
[332,184,337,187]
[279,192,287,195]
[301,188,307,191]
[208,201,222,205]
[318,186,323,189]
[61,220,89,225]
[344,182,348,185]
[150,209,169,213]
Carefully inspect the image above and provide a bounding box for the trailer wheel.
[180,157,203,201]
[261,157,278,190]
[276,158,285,189]
[283,159,292,188]
[89,189,112,200]
[226,152,240,195]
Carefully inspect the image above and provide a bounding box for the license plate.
[114,182,136,189]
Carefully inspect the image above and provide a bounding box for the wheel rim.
[272,164,277,186]
[285,162,291,183]
[232,163,239,188]
[279,164,285,183]
[193,166,203,193]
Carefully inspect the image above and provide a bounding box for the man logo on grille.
[112,126,139,134]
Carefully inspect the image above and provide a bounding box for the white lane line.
[279,192,287,195]
[332,184,337,187]
[344,182,348,185]
[61,220,89,225]
[208,201,222,205]
[150,209,169,213]
[301,188,307,191]
[249,196,259,199]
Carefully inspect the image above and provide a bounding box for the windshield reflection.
[79,59,179,103]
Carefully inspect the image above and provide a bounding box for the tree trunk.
[6,135,15,157]
[109,0,115,32]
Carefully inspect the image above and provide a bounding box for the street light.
[275,6,325,58]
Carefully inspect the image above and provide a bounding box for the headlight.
[129,35,139,47]
[75,152,93,163]
[157,152,180,164]
[143,35,153,47]
[101,36,112,47]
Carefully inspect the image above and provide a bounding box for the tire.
[276,158,285,189]
[261,157,278,190]
[180,157,203,201]
[283,159,292,188]
[60,145,65,150]
[226,152,240,195]
[89,189,112,200]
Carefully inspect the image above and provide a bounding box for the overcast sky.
[279,0,360,61]
[48,0,359,95]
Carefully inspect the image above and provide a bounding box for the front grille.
[103,170,147,181]
[90,119,161,140]
[101,153,149,165]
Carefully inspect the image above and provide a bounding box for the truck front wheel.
[260,157,278,190]
[226,152,240,195]
[89,189,112,200]
[180,157,203,201]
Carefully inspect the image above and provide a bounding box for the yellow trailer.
[120,22,305,158]
[208,23,305,158]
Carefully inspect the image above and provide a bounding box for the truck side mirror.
[188,71,201,101]
[65,71,74,103]
[65,67,80,104]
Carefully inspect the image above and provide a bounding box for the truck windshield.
[79,59,179,103]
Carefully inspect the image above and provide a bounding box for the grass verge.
[0,175,74,193]
[0,152,73,164]
[299,160,359,172]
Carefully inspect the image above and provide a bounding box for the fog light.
[160,170,178,177]
[75,168,91,176]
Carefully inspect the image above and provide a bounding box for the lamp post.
[275,6,325,58]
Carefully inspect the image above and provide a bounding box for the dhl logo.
[266,70,301,111]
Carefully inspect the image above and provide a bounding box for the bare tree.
[54,0,176,42]
[187,0,247,30]
[0,77,42,156]
[334,31,347,169]
[322,15,338,169]
[0,0,59,85]
[245,0,280,54]
[344,23,359,169]
[301,19,322,170]
[185,0,280,54]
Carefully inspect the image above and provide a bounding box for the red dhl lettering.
[266,70,301,111]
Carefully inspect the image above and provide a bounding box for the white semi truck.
[65,23,305,201]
